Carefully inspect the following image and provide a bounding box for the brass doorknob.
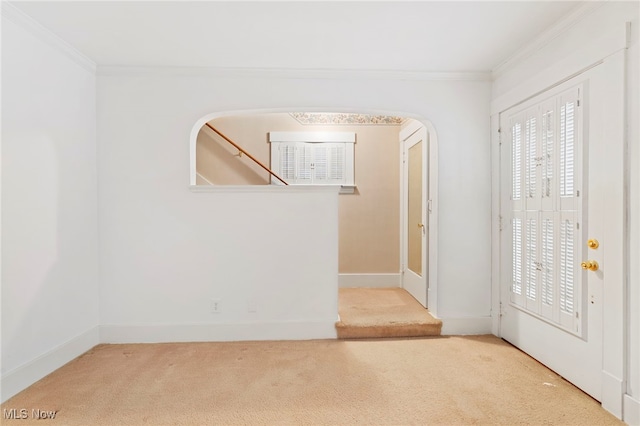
[417,223,424,229]
[587,239,599,249]
[581,260,599,271]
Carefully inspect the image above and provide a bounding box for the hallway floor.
[335,287,442,339]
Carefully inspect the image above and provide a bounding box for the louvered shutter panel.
[512,216,524,305]
[279,144,296,182]
[559,88,580,211]
[512,121,522,201]
[311,143,347,184]
[295,143,313,183]
[559,214,577,331]
[541,101,555,211]
[560,102,574,197]
[525,213,539,313]
[329,145,345,181]
[313,145,328,181]
[511,116,525,215]
[525,113,538,203]
[540,213,555,320]
[558,87,581,333]
[525,216,537,301]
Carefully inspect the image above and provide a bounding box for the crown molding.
[97,65,491,81]
[491,1,606,79]
[1,1,96,73]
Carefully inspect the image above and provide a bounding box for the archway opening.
[189,110,439,316]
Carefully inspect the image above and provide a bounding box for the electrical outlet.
[211,298,221,313]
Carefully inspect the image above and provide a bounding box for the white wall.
[491,2,639,423]
[1,15,99,401]
[96,70,492,335]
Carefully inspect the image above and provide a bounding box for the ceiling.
[9,1,584,72]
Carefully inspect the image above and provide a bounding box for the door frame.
[399,119,439,315]
[401,124,428,307]
[490,50,627,417]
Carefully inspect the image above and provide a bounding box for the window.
[269,132,356,191]
[507,85,583,335]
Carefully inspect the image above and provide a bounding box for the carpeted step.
[336,287,442,339]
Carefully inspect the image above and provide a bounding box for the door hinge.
[499,301,504,317]
[499,215,504,231]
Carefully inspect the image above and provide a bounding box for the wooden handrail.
[204,122,288,185]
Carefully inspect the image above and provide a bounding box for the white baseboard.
[1,326,100,403]
[339,273,400,288]
[440,317,493,335]
[624,394,640,426]
[602,370,624,419]
[100,320,338,344]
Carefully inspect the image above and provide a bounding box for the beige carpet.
[1,336,621,425]
[336,287,442,338]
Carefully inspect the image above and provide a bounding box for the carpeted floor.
[336,287,442,338]
[1,336,622,425]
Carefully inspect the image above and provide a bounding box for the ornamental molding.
[290,113,405,126]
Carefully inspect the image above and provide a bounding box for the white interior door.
[499,79,604,400]
[402,126,428,307]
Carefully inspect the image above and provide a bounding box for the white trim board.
[97,66,491,81]
[100,320,338,344]
[269,132,355,143]
[195,172,215,186]
[0,327,100,403]
[602,371,624,419]
[440,317,493,336]
[338,273,401,288]
[624,394,640,426]
[1,2,96,73]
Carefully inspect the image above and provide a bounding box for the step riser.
[336,324,442,339]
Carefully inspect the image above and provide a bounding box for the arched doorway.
[189,110,439,316]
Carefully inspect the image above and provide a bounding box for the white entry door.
[499,78,606,399]
[402,125,428,307]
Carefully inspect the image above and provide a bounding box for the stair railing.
[204,122,288,185]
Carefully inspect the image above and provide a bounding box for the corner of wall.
[1,327,100,403]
